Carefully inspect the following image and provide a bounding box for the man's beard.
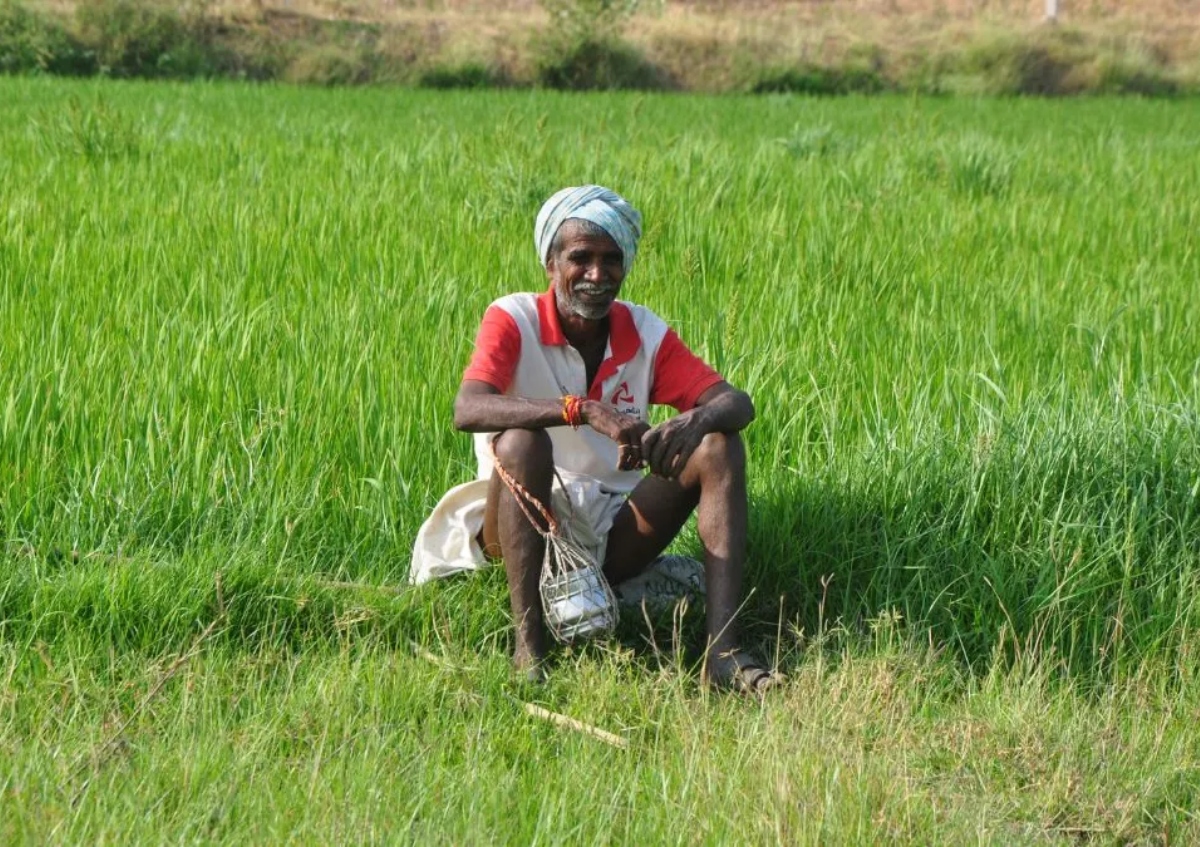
[561,284,617,321]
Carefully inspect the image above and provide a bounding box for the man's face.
[546,220,626,322]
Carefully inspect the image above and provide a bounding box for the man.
[411,185,778,693]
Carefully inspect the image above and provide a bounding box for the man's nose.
[584,261,605,281]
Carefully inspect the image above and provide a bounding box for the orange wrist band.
[562,395,584,429]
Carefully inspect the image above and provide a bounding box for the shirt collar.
[536,287,568,346]
[536,286,641,367]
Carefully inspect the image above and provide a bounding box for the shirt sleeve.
[462,305,521,392]
[650,328,724,412]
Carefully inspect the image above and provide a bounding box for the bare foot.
[512,640,547,684]
[703,649,783,695]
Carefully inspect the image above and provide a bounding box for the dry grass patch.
[13,0,1200,90]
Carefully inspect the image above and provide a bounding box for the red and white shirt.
[464,287,724,493]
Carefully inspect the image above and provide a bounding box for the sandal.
[704,649,784,696]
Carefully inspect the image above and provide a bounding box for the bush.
[751,63,887,96]
[1,1,53,72]
[539,0,647,47]
[74,0,225,79]
[1093,57,1179,96]
[965,35,1082,96]
[284,44,374,86]
[0,1,93,75]
[417,62,499,90]
[535,37,669,90]
[534,0,667,90]
[207,28,287,82]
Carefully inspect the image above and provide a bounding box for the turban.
[534,185,643,275]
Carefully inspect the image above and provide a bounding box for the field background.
[200,0,1200,77]
[7,0,1200,92]
[2,77,1200,842]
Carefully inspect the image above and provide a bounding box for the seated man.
[411,185,778,693]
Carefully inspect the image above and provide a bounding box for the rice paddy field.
[2,77,1199,843]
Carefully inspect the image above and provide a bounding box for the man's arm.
[640,382,755,480]
[453,380,566,433]
[454,380,651,471]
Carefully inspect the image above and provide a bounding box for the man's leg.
[481,429,553,680]
[605,431,772,690]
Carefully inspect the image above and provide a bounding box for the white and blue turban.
[534,185,643,275]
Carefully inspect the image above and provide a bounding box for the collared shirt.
[463,287,723,493]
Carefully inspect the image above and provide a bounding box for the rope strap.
[490,439,560,536]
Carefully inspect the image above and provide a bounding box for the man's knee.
[492,428,554,477]
[688,431,746,481]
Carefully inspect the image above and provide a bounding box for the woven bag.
[491,443,619,643]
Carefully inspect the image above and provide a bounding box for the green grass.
[2,78,1199,842]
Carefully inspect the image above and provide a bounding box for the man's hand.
[583,401,650,471]
[640,410,710,480]
[638,383,755,479]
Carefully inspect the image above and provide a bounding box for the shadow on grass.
[741,421,1200,684]
[5,409,1195,692]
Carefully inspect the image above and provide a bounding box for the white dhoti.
[409,471,705,611]
[409,471,625,585]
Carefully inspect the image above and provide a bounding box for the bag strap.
[490,439,560,537]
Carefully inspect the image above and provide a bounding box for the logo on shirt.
[610,381,642,418]
[611,381,635,406]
